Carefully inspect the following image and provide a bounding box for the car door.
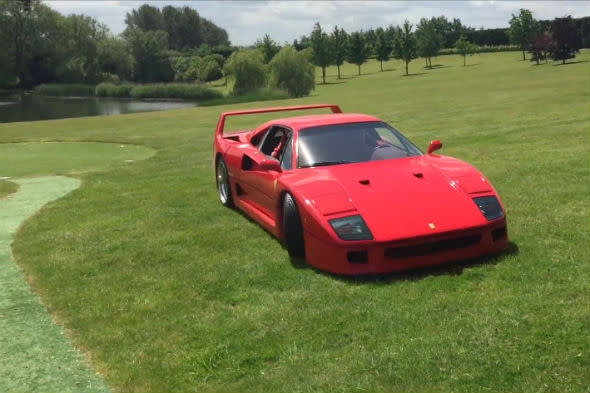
[239,126,289,220]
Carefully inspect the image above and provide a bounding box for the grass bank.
[0,51,588,392]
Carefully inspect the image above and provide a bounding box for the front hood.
[296,156,491,241]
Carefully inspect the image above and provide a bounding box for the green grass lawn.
[0,51,588,392]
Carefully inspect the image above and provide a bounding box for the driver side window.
[259,126,291,160]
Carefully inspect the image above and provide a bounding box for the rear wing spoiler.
[215,104,342,137]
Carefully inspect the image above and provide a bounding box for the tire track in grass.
[0,176,110,392]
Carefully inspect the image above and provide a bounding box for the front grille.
[385,234,481,259]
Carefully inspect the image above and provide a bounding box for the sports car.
[214,104,507,275]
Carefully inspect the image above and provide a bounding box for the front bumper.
[304,218,508,275]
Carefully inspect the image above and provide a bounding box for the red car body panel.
[214,104,508,275]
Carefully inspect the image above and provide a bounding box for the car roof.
[262,113,381,131]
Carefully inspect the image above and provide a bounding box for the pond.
[0,93,198,123]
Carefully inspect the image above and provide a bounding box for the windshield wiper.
[300,160,351,168]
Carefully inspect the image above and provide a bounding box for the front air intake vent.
[385,234,481,259]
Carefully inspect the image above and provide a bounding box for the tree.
[125,4,229,50]
[508,9,540,61]
[269,46,315,97]
[63,14,108,83]
[363,28,377,56]
[162,6,201,50]
[529,33,555,64]
[551,16,582,64]
[430,16,466,48]
[310,22,332,84]
[416,17,443,68]
[223,49,266,95]
[331,26,348,79]
[124,4,164,33]
[455,36,477,66]
[347,32,368,75]
[126,29,173,82]
[374,31,392,71]
[255,34,280,64]
[97,36,134,80]
[393,20,417,76]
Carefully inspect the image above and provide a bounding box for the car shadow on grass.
[292,241,519,283]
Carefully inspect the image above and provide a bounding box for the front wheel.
[283,193,305,258]
[216,157,234,208]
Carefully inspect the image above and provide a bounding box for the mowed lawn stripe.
[0,177,110,392]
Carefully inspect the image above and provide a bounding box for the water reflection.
[0,94,197,123]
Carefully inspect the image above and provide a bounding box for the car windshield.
[297,121,422,168]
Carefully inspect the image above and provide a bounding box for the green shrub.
[95,83,134,97]
[223,50,267,95]
[269,46,315,97]
[199,59,223,82]
[34,84,95,96]
[204,54,225,68]
[129,83,223,100]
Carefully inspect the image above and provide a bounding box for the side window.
[260,127,285,156]
[280,135,293,170]
[375,126,404,149]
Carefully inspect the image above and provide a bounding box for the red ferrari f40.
[214,104,507,274]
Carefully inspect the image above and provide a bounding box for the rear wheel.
[216,157,234,208]
[283,193,305,258]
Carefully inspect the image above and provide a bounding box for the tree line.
[1,0,587,91]
[287,11,586,80]
[0,1,232,88]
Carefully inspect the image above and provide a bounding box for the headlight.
[329,215,373,240]
[473,196,504,221]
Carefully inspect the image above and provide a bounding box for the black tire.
[216,157,234,208]
[283,193,305,258]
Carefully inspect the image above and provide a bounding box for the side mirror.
[259,158,282,172]
[427,140,443,155]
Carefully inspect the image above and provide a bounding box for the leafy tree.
[347,32,368,75]
[384,25,397,44]
[529,33,555,64]
[363,28,377,56]
[393,20,417,76]
[63,14,108,83]
[223,49,266,95]
[0,1,68,87]
[255,34,280,64]
[97,36,134,81]
[430,16,466,48]
[124,4,164,33]
[551,16,582,64]
[310,22,332,84]
[199,17,230,47]
[331,26,348,79]
[374,31,392,71]
[126,29,173,82]
[125,4,229,50]
[455,36,477,66]
[269,46,315,97]
[508,9,540,61]
[162,6,201,50]
[416,17,443,68]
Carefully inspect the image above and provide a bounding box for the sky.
[46,1,589,46]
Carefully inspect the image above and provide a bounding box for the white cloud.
[43,0,589,46]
